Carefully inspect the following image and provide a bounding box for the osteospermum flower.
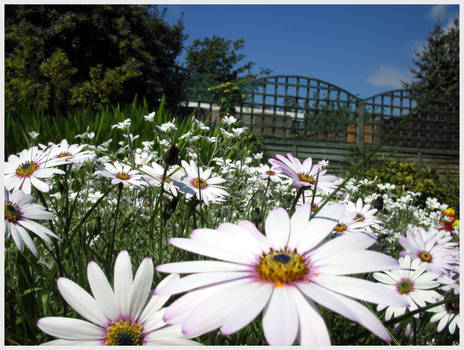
[4,189,59,258]
[140,162,185,196]
[398,227,459,275]
[4,146,66,194]
[179,160,228,205]
[48,139,95,164]
[155,203,407,345]
[269,153,338,194]
[96,161,143,187]
[345,198,383,232]
[428,297,460,335]
[37,250,199,346]
[373,256,441,321]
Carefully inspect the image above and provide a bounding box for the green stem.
[107,183,123,266]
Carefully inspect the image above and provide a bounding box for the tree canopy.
[185,35,256,83]
[405,18,459,106]
[5,5,186,113]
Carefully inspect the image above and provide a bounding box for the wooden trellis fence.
[182,74,459,175]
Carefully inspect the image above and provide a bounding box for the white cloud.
[366,65,412,89]
[428,5,448,22]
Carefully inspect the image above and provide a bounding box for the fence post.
[356,100,366,156]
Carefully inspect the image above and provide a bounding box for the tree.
[185,35,256,83]
[5,5,186,113]
[405,18,459,105]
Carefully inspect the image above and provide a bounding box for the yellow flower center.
[58,152,72,158]
[256,249,309,287]
[396,278,414,294]
[354,214,365,222]
[418,251,433,263]
[104,320,143,346]
[311,203,319,212]
[265,170,276,176]
[192,177,208,189]
[16,161,39,177]
[5,201,22,223]
[116,172,130,180]
[298,173,315,184]
[333,223,347,233]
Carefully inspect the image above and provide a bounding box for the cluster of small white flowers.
[157,122,177,132]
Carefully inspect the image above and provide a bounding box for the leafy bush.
[359,160,459,209]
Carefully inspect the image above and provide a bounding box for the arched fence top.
[239,74,361,101]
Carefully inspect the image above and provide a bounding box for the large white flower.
[269,153,339,194]
[4,146,66,194]
[37,251,199,346]
[156,203,407,345]
[373,256,441,321]
[179,160,228,205]
[4,189,59,258]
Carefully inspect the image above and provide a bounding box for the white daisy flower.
[144,112,156,122]
[48,139,95,164]
[373,256,441,321]
[269,153,339,194]
[37,251,200,345]
[95,161,143,187]
[179,160,228,205]
[223,116,237,125]
[4,146,66,194]
[157,122,177,132]
[111,118,131,130]
[4,189,59,258]
[140,162,185,196]
[438,272,460,295]
[428,297,459,335]
[156,203,407,345]
[345,198,383,232]
[28,131,40,139]
[398,227,459,275]
[256,164,285,183]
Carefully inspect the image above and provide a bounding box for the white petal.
[298,282,391,342]
[217,223,269,252]
[221,282,273,335]
[373,272,396,285]
[287,203,311,250]
[163,282,229,324]
[297,203,345,253]
[314,251,400,275]
[15,225,39,258]
[310,232,376,259]
[190,228,259,262]
[314,275,409,307]
[155,271,249,296]
[30,176,50,193]
[9,224,24,252]
[238,220,269,246]
[19,219,59,241]
[181,278,256,337]
[129,257,154,320]
[142,308,166,333]
[265,207,290,249]
[21,178,32,194]
[37,317,104,340]
[168,237,253,265]
[288,287,331,346]
[87,262,119,321]
[262,286,299,345]
[156,260,250,274]
[57,278,108,327]
[114,251,133,318]
[138,274,179,325]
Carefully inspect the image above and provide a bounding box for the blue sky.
[162,4,459,98]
